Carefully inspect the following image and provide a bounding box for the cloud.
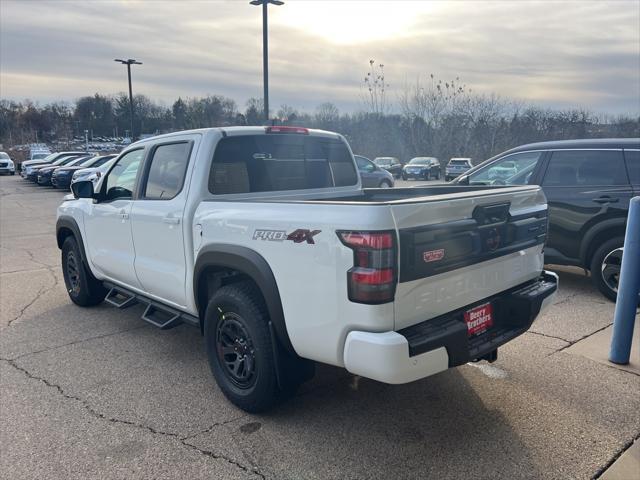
[0,0,638,115]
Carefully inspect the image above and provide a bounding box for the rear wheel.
[590,237,624,302]
[379,180,392,188]
[61,236,106,306]
[204,282,308,412]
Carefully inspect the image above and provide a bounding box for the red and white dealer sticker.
[464,303,494,336]
[423,248,445,263]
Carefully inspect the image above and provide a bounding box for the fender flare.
[56,216,90,266]
[579,217,627,265]
[193,244,294,354]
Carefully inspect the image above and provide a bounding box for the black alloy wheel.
[216,311,257,389]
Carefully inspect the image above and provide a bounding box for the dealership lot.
[1,176,638,479]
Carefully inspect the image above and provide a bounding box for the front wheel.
[379,180,392,188]
[61,236,106,306]
[590,237,624,302]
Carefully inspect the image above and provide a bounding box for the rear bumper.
[343,270,558,384]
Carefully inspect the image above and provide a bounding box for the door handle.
[592,196,619,204]
[163,216,180,225]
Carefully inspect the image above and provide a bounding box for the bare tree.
[314,102,340,128]
[362,60,390,115]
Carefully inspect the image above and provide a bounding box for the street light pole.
[114,58,142,140]
[250,0,284,123]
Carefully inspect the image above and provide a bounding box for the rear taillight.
[338,231,397,304]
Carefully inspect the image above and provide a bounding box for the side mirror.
[457,175,470,185]
[71,180,95,199]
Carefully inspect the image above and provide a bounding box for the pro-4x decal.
[253,229,321,244]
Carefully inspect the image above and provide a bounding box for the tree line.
[1,65,638,164]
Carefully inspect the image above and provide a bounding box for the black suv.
[454,138,639,301]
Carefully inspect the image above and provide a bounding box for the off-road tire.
[205,282,301,412]
[61,236,106,306]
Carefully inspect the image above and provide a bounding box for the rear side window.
[543,150,627,186]
[624,150,639,184]
[209,134,357,194]
[143,142,191,200]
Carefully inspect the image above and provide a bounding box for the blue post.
[609,196,640,365]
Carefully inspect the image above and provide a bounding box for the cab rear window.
[209,134,357,194]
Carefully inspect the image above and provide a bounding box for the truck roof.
[506,138,640,153]
[130,126,342,147]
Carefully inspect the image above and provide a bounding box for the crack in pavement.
[4,268,58,328]
[550,292,580,307]
[3,247,61,329]
[180,415,248,442]
[526,330,571,344]
[1,358,266,479]
[553,323,614,354]
[592,431,640,479]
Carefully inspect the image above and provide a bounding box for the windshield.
[0,153,9,160]
[67,157,90,166]
[449,160,470,166]
[408,158,431,165]
[32,153,49,159]
[374,158,393,165]
[78,157,99,167]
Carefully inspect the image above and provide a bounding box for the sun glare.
[273,1,438,45]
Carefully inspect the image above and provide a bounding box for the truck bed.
[203,184,541,205]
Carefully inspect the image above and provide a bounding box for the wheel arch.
[194,244,295,354]
[580,218,627,269]
[56,216,89,266]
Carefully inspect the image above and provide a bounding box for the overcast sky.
[1,0,639,115]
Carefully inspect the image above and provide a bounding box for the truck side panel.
[194,202,396,367]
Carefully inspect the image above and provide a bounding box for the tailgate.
[391,186,547,330]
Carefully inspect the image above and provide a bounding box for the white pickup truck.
[57,126,558,412]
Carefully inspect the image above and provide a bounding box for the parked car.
[71,157,117,187]
[21,151,87,174]
[402,157,441,181]
[38,156,95,186]
[0,152,16,175]
[354,155,394,188]
[373,156,403,178]
[445,158,473,181]
[52,155,116,190]
[26,155,87,182]
[57,125,557,412]
[28,144,51,161]
[454,138,640,301]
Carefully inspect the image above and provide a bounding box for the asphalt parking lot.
[1,175,638,479]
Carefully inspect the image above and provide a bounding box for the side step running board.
[141,303,181,329]
[105,287,137,309]
[103,282,199,330]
